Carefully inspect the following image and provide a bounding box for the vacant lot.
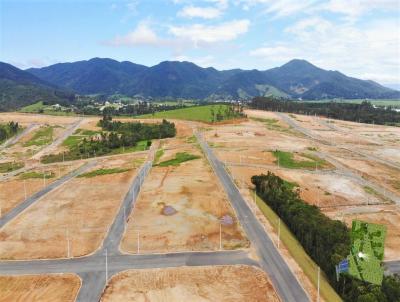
[0,154,145,259]
[121,137,248,253]
[101,265,280,302]
[0,161,82,217]
[0,274,80,302]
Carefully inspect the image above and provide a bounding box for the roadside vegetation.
[19,171,55,179]
[0,121,21,144]
[251,117,294,134]
[272,150,330,169]
[0,161,24,173]
[252,172,400,302]
[155,152,200,167]
[78,167,130,178]
[41,115,176,163]
[139,104,245,123]
[24,125,54,147]
[154,148,164,165]
[251,97,400,126]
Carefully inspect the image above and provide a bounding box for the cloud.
[107,22,163,47]
[169,19,250,44]
[237,0,317,17]
[250,18,400,84]
[178,5,222,19]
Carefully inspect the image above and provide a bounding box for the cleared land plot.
[0,274,80,302]
[0,154,145,259]
[0,162,82,217]
[101,265,280,302]
[121,138,248,253]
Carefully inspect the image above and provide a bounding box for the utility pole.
[137,230,140,254]
[24,179,27,200]
[277,218,281,249]
[66,229,70,258]
[219,223,222,250]
[43,170,46,187]
[317,266,320,302]
[105,248,108,282]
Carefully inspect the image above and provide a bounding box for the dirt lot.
[0,274,81,302]
[0,161,83,217]
[121,137,248,254]
[0,153,146,259]
[101,265,280,302]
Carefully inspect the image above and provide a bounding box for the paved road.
[0,123,39,150]
[384,260,400,275]
[196,132,310,302]
[32,118,83,160]
[0,160,96,228]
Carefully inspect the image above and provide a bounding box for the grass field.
[139,104,236,123]
[0,161,24,173]
[254,190,342,302]
[19,101,77,116]
[272,150,330,169]
[19,171,55,179]
[24,126,54,147]
[78,167,130,178]
[62,129,101,149]
[154,148,164,164]
[156,152,200,167]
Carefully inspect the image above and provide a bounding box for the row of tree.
[250,97,400,125]
[251,172,400,302]
[42,116,176,163]
[0,121,20,143]
[209,104,245,122]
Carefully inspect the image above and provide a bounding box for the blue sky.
[1,0,399,87]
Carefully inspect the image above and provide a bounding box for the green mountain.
[0,62,75,111]
[6,58,400,102]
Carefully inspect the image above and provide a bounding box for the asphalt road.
[0,160,96,228]
[384,260,400,275]
[195,132,310,302]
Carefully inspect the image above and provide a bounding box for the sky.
[1,0,400,88]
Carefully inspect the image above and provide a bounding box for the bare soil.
[0,154,146,259]
[101,265,280,302]
[0,274,81,302]
[0,161,82,217]
[121,137,248,253]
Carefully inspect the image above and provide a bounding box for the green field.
[154,148,164,164]
[0,161,24,173]
[139,104,237,123]
[78,167,130,178]
[19,171,55,179]
[20,101,77,116]
[155,152,200,167]
[254,190,342,302]
[24,126,54,147]
[272,150,330,169]
[62,129,101,149]
[347,220,387,285]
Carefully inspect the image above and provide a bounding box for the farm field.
[0,161,83,217]
[101,265,280,302]
[0,274,81,302]
[0,153,146,259]
[121,133,248,254]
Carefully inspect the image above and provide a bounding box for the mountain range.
[0,58,399,110]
